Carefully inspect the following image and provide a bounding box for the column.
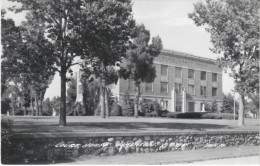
[171,88,176,112]
[201,103,205,112]
[182,89,187,113]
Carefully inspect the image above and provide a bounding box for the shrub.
[140,99,161,116]
[166,112,205,119]
[1,98,11,114]
[121,93,134,117]
[202,113,238,119]
[1,116,13,163]
[158,109,169,117]
[110,103,122,116]
[145,111,159,117]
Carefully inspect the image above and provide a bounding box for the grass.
[11,116,259,134]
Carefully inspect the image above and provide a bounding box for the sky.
[1,0,235,99]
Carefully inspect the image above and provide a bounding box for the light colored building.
[76,49,223,112]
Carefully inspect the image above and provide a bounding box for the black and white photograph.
[1,0,259,165]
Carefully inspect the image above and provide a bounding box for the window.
[161,82,168,93]
[145,82,153,91]
[161,65,168,76]
[212,87,218,97]
[188,102,195,112]
[175,67,182,78]
[176,105,182,112]
[175,83,182,93]
[200,71,206,80]
[200,86,207,96]
[188,85,195,95]
[128,79,135,90]
[188,69,195,79]
[212,73,218,82]
[160,100,168,110]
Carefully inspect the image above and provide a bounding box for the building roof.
[161,49,218,65]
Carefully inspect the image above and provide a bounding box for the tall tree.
[2,11,56,116]
[10,0,135,126]
[124,24,163,117]
[189,0,259,126]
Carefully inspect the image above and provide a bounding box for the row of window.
[129,80,218,97]
[161,65,218,82]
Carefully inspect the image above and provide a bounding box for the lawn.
[11,116,259,134]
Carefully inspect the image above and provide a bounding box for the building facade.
[110,49,223,112]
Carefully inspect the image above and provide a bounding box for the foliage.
[1,116,13,163]
[202,113,238,120]
[124,24,163,117]
[120,93,134,116]
[221,93,239,113]
[204,103,212,112]
[110,103,122,116]
[9,0,136,126]
[189,0,259,126]
[140,99,161,115]
[1,98,11,114]
[166,112,206,119]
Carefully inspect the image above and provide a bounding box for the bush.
[1,116,13,163]
[166,112,206,119]
[121,93,134,117]
[140,99,161,116]
[1,98,11,114]
[202,113,238,120]
[158,109,169,117]
[145,111,159,117]
[110,103,122,116]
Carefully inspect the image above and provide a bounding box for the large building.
[110,49,222,112]
[76,49,223,112]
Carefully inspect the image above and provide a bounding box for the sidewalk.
[55,146,260,165]
[186,156,260,165]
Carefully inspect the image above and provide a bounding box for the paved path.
[54,146,260,165]
[186,156,260,165]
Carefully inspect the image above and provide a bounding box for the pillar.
[171,88,176,112]
[182,89,187,113]
[201,103,205,112]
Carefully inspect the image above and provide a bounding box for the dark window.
[188,69,195,79]
[212,73,218,82]
[188,85,195,95]
[145,82,153,91]
[212,87,218,97]
[175,83,182,93]
[200,86,207,96]
[161,65,168,76]
[161,82,168,93]
[175,67,182,78]
[200,71,206,80]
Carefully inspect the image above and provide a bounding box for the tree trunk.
[12,98,16,116]
[40,99,43,116]
[105,87,109,117]
[100,83,105,118]
[59,70,67,126]
[134,84,141,118]
[36,96,39,116]
[238,94,245,126]
[30,95,33,116]
[24,107,26,116]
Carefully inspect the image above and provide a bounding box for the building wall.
[115,49,223,112]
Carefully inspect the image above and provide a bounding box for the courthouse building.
[76,49,223,112]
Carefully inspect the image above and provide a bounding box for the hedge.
[166,112,238,120]
[167,112,205,119]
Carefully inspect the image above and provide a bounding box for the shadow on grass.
[13,121,232,133]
